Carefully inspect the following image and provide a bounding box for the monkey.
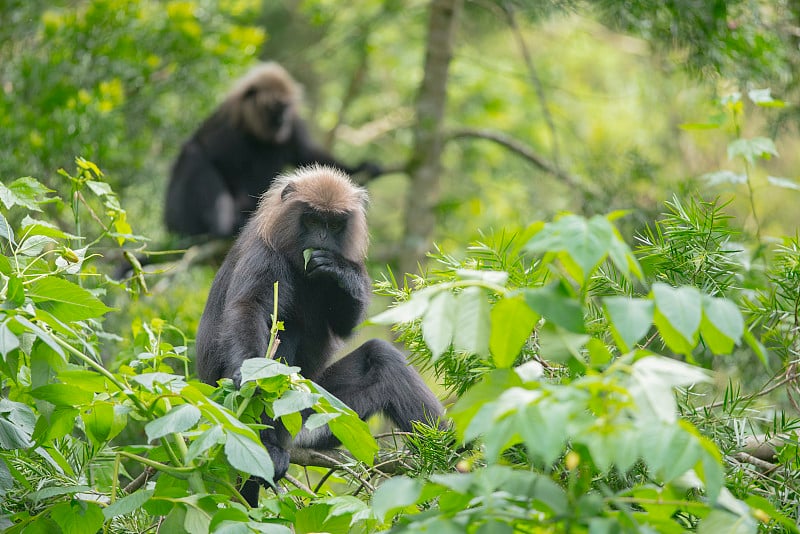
[164,62,383,238]
[195,165,444,506]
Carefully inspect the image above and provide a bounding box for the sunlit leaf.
[727,137,778,163]
[652,283,702,353]
[523,283,585,334]
[421,290,457,360]
[490,295,538,368]
[28,277,114,322]
[224,430,274,481]
[767,176,800,191]
[145,404,201,442]
[603,297,654,352]
[371,476,423,523]
[453,287,490,356]
[103,489,155,519]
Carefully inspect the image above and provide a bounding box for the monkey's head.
[224,62,301,143]
[253,165,369,268]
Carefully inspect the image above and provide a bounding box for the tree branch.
[447,127,595,194]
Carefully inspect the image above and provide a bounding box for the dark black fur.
[195,169,443,507]
[164,68,381,238]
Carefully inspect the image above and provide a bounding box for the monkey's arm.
[306,250,370,337]
[218,251,293,384]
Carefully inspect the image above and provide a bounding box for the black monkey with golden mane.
[165,63,382,237]
[196,166,443,506]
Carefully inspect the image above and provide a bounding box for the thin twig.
[702,368,800,410]
[502,1,561,173]
[284,473,316,496]
[123,466,157,493]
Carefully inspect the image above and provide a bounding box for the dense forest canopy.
[1,1,800,532]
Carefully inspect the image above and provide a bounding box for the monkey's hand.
[305,249,354,281]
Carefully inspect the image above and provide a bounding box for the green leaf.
[27,277,114,322]
[701,170,747,186]
[421,290,457,359]
[30,384,93,406]
[697,510,757,534]
[525,214,614,282]
[18,235,57,256]
[49,500,104,534]
[700,296,744,354]
[328,411,378,465]
[83,401,116,444]
[4,275,24,308]
[369,286,438,325]
[0,323,19,357]
[640,424,702,482]
[303,248,314,269]
[0,214,14,244]
[767,175,800,191]
[186,425,225,463]
[652,283,702,353]
[450,369,522,441]
[371,476,423,522]
[273,390,321,418]
[239,358,299,385]
[103,489,155,519]
[490,295,539,368]
[453,287,490,356]
[0,418,32,449]
[524,283,585,333]
[537,323,589,364]
[224,430,274,481]
[145,404,201,442]
[727,137,779,163]
[748,88,785,108]
[603,297,654,351]
[629,357,710,423]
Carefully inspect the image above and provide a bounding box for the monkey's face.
[242,86,295,143]
[299,208,349,254]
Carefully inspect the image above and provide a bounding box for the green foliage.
[0,160,381,532]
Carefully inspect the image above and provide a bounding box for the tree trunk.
[399,0,462,277]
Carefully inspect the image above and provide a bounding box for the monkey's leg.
[296,339,444,449]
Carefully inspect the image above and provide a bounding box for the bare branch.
[447,127,595,194]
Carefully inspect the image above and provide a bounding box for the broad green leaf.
[652,283,702,351]
[369,286,438,325]
[421,290,457,360]
[603,297,654,351]
[131,372,186,391]
[239,358,299,385]
[305,412,339,431]
[0,214,14,244]
[224,430,274,481]
[767,175,800,191]
[27,277,113,322]
[489,295,539,368]
[450,369,522,440]
[748,88,785,107]
[537,323,589,364]
[640,424,702,482]
[0,323,19,357]
[455,269,509,286]
[145,404,201,442]
[453,286,490,356]
[273,390,321,418]
[0,418,32,449]
[371,476,423,523]
[18,235,57,256]
[186,425,225,463]
[519,401,570,465]
[525,215,614,282]
[701,170,747,186]
[328,411,378,465]
[12,316,65,358]
[524,283,585,333]
[49,500,104,534]
[83,401,116,444]
[4,275,24,308]
[103,489,155,519]
[20,217,80,240]
[697,510,757,534]
[629,357,709,423]
[30,384,93,406]
[727,137,778,163]
[700,297,744,354]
